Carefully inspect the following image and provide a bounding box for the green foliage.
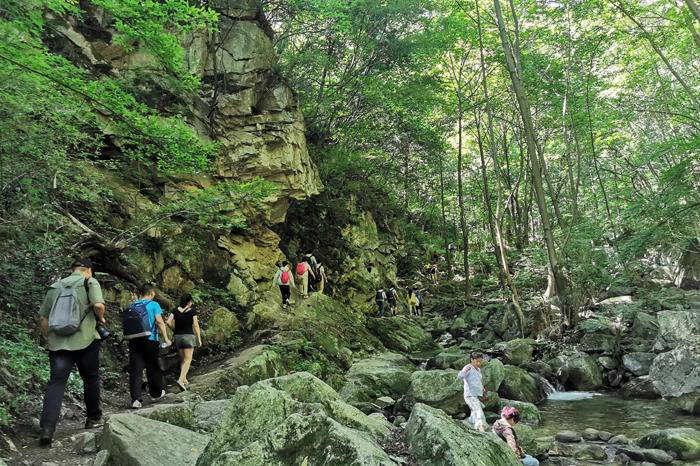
[158,178,279,231]
[0,322,82,426]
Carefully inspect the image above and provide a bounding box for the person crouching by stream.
[457,352,488,432]
[274,261,295,308]
[493,407,540,466]
[166,293,202,392]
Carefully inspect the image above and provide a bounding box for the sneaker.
[39,427,53,446]
[176,380,187,392]
[131,400,142,409]
[153,390,166,401]
[84,417,104,429]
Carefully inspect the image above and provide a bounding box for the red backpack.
[296,263,306,275]
[281,270,290,285]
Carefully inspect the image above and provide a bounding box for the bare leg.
[178,348,194,384]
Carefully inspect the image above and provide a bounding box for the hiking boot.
[85,417,104,429]
[131,400,142,409]
[39,427,53,446]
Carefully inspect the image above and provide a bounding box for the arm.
[166,314,174,330]
[93,303,106,324]
[193,315,202,346]
[503,428,520,456]
[458,365,471,382]
[88,280,106,323]
[40,317,49,337]
[155,315,171,345]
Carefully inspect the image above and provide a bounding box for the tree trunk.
[494,0,569,321]
[457,95,470,295]
[439,152,453,275]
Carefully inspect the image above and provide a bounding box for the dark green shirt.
[39,272,105,351]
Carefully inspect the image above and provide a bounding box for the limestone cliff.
[46,0,322,311]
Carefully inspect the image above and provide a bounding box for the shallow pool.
[536,391,700,440]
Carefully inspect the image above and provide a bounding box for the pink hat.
[501,406,520,419]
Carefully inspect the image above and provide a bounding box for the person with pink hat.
[492,406,540,466]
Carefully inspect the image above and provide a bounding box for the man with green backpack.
[38,258,106,446]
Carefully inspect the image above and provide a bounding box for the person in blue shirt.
[128,284,171,409]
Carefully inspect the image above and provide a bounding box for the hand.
[164,339,172,347]
[479,395,489,402]
[197,339,203,347]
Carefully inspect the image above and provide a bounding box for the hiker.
[37,258,107,445]
[166,293,202,392]
[274,261,295,308]
[458,352,488,432]
[375,287,387,317]
[407,288,419,317]
[429,262,439,284]
[296,257,315,299]
[493,407,540,466]
[415,288,425,316]
[124,284,171,409]
[317,263,328,294]
[387,285,399,315]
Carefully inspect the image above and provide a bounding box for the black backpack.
[122,302,155,340]
[376,290,385,302]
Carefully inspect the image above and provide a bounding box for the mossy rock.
[197,372,394,465]
[405,403,521,466]
[499,339,536,366]
[482,358,506,392]
[638,428,700,460]
[186,345,285,400]
[367,316,436,354]
[406,369,464,416]
[495,399,541,425]
[339,352,415,408]
[498,365,542,403]
[204,306,239,344]
[565,351,603,390]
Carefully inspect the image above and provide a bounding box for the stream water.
[536,391,700,440]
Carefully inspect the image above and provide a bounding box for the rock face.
[197,372,394,465]
[499,365,543,403]
[405,403,521,466]
[564,352,603,390]
[406,370,464,415]
[655,310,700,349]
[339,352,415,410]
[622,352,655,376]
[638,427,700,460]
[48,0,323,315]
[648,344,700,412]
[103,414,210,466]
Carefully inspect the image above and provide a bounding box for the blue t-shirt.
[132,299,163,342]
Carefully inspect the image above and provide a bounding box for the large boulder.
[655,310,700,349]
[429,351,469,370]
[638,427,700,460]
[367,316,435,353]
[406,370,464,415]
[197,372,393,465]
[482,358,506,393]
[565,352,603,390]
[499,365,542,404]
[620,376,659,399]
[630,311,658,340]
[339,352,414,410]
[579,333,617,355]
[649,344,700,413]
[103,414,210,466]
[496,399,541,425]
[405,403,521,466]
[622,352,656,376]
[498,339,536,366]
[186,345,285,400]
